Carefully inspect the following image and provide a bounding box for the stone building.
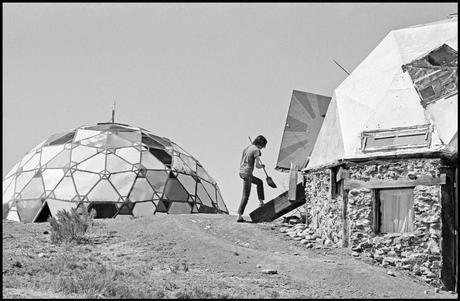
[301,16,457,291]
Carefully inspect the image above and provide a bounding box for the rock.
[434,288,439,293]
[37,253,46,258]
[12,261,22,268]
[234,252,239,256]
[294,224,307,230]
[262,269,278,274]
[407,172,417,180]
[279,227,289,233]
[387,251,397,257]
[293,237,303,241]
[256,264,262,268]
[352,252,360,257]
[427,239,440,254]
[387,270,396,277]
[306,243,313,248]
[424,290,429,295]
[351,246,363,252]
[401,265,411,270]
[293,252,300,256]
[313,245,321,249]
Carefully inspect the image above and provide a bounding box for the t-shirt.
[239,144,261,176]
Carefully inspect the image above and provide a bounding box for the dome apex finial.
[111,101,116,123]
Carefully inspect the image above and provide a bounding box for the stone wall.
[303,158,445,287]
[304,169,344,247]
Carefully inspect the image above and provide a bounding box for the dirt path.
[3,214,458,298]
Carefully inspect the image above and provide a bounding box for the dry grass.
[49,207,93,244]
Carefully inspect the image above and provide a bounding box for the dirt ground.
[2,214,458,299]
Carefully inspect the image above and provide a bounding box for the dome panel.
[41,145,65,166]
[73,170,100,196]
[148,148,172,165]
[46,149,71,168]
[216,188,228,213]
[19,152,35,169]
[196,182,214,207]
[154,200,169,212]
[79,133,108,148]
[74,129,102,142]
[132,201,156,217]
[107,133,133,148]
[106,154,133,173]
[163,177,189,202]
[15,171,35,194]
[172,155,194,174]
[176,174,197,195]
[53,176,77,200]
[109,171,137,197]
[16,199,43,223]
[145,170,169,193]
[141,134,166,149]
[77,152,106,173]
[22,152,41,171]
[5,206,20,222]
[116,131,141,143]
[47,131,75,146]
[116,147,140,164]
[3,176,15,195]
[87,179,121,203]
[3,178,16,206]
[71,145,98,163]
[129,178,155,202]
[167,201,192,214]
[42,169,65,192]
[21,177,45,199]
[201,180,217,203]
[141,151,165,169]
[197,164,214,184]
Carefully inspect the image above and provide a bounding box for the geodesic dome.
[3,122,228,223]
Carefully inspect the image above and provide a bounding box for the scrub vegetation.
[3,214,457,299]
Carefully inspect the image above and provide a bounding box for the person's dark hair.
[253,135,267,148]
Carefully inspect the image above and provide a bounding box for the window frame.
[373,187,415,234]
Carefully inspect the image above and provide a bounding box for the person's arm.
[254,151,265,169]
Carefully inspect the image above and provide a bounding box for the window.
[330,167,343,199]
[361,124,431,152]
[374,188,415,233]
[402,44,458,107]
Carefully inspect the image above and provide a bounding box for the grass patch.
[49,207,93,244]
[54,263,164,298]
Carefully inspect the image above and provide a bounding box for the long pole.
[111,101,116,123]
[332,59,350,75]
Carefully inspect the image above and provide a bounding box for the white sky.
[3,3,457,215]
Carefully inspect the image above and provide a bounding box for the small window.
[374,188,415,233]
[362,125,431,152]
[330,167,343,199]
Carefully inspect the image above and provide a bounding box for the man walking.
[237,135,267,222]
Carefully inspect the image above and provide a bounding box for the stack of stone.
[277,219,332,249]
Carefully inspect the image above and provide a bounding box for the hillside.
[2,214,457,299]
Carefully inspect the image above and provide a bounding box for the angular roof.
[306,16,458,171]
[3,122,228,223]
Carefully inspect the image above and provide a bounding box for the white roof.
[306,17,458,171]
